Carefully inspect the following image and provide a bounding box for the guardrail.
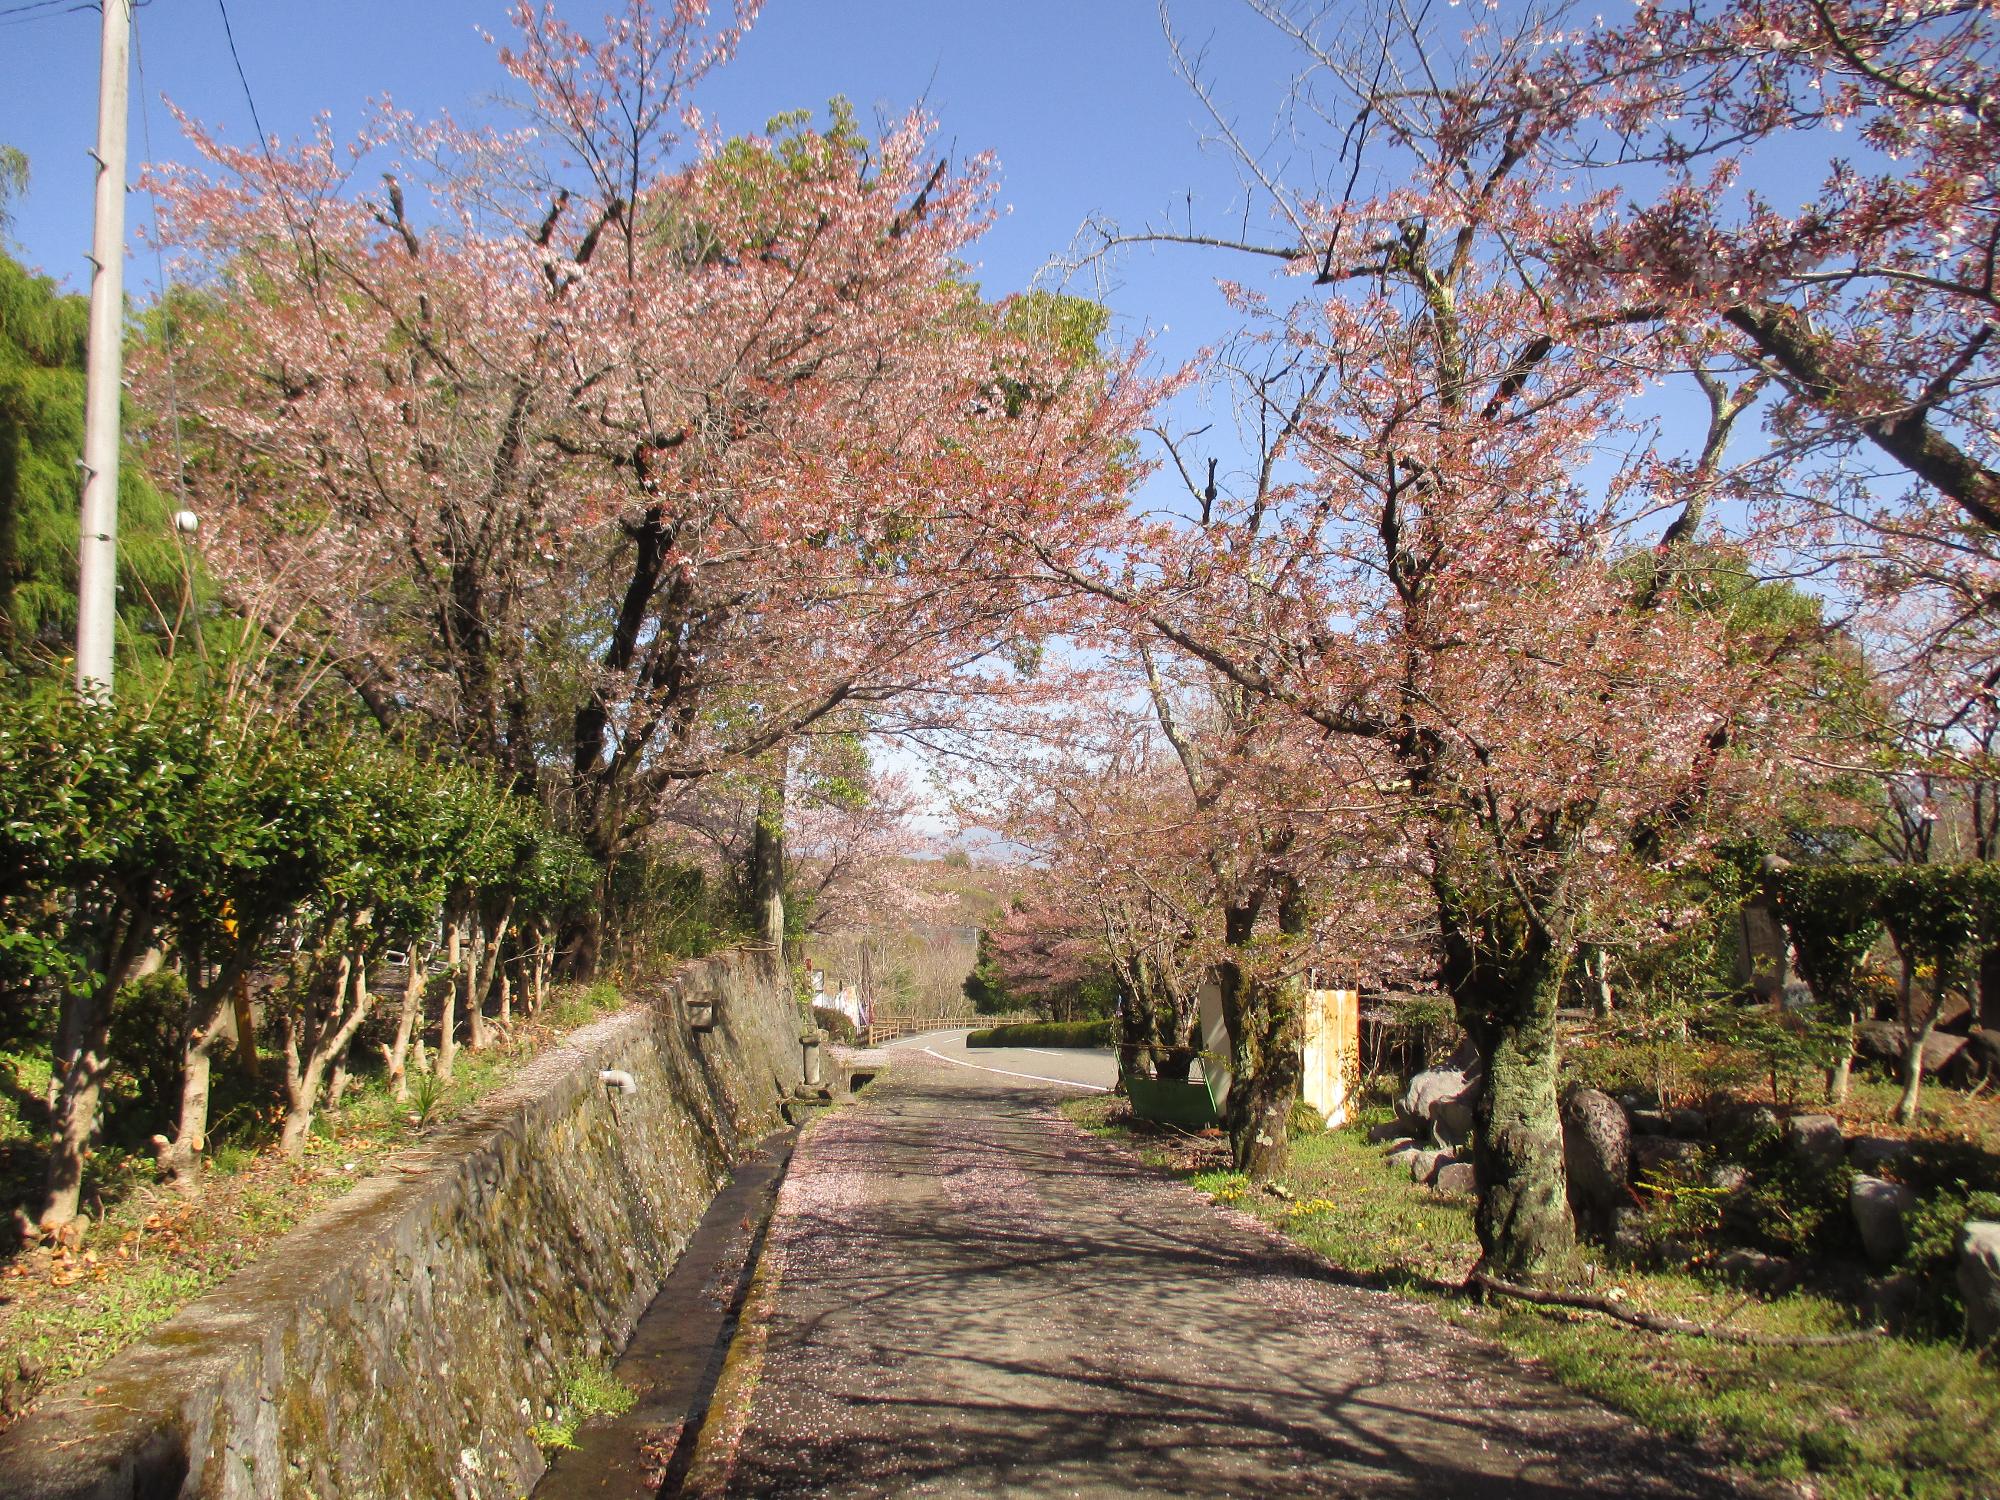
[862,1013,1036,1047]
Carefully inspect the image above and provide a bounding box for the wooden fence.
[862,1012,1037,1047]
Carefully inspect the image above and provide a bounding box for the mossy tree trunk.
[1116,951,1159,1085]
[1434,860,1575,1280]
[1218,889,1306,1182]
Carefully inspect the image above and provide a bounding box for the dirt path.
[698,1054,1745,1498]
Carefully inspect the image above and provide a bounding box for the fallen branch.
[1468,1271,1882,1348]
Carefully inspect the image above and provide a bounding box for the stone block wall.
[0,952,805,1500]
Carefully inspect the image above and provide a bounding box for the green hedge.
[966,1019,1115,1049]
[811,1005,858,1044]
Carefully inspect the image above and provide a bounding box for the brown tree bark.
[153,950,257,1192]
[437,919,462,1082]
[381,946,428,1102]
[40,906,154,1235]
[279,940,375,1159]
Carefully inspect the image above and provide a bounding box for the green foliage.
[1772,860,2000,1028]
[0,146,26,231]
[545,981,623,1032]
[965,1018,1114,1048]
[811,1005,857,1044]
[529,1358,636,1453]
[961,928,1013,1015]
[1772,865,1887,1020]
[407,1071,448,1129]
[607,849,740,969]
[107,971,189,1132]
[1703,1004,1852,1106]
[0,249,188,672]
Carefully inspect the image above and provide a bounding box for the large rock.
[1847,1136,1915,1175]
[1366,1120,1412,1145]
[1859,1272,1924,1332]
[1665,1107,1709,1138]
[1922,1031,1969,1074]
[1943,1029,2000,1088]
[1710,1096,1780,1147]
[1935,989,1975,1035]
[1399,1068,1479,1148]
[1854,1022,1965,1076]
[1708,1163,1752,1195]
[1850,1176,1916,1265]
[1783,1113,1845,1172]
[1561,1087,1630,1236]
[1959,1221,2000,1346]
[1627,1107,1671,1137]
[1856,1020,1905,1068]
[1410,1148,1447,1185]
[1631,1136,1702,1178]
[1433,1161,1477,1197]
[1712,1248,1797,1294]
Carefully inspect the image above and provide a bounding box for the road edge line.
[919,1045,1111,1092]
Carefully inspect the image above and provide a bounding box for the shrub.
[1903,1187,2000,1332]
[966,1019,1115,1048]
[811,1005,857,1044]
[107,971,190,1137]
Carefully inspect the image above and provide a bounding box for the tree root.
[1467,1271,1882,1348]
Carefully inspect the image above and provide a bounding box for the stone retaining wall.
[0,952,805,1500]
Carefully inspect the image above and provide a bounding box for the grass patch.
[529,1357,637,1452]
[967,1018,1114,1049]
[1062,1094,2000,1498]
[0,983,630,1427]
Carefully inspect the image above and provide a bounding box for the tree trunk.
[154,953,251,1192]
[1585,946,1614,1017]
[437,919,461,1082]
[231,971,259,1079]
[1469,964,1573,1277]
[1894,951,1933,1127]
[464,915,487,1052]
[1217,894,1302,1183]
[41,907,152,1235]
[751,774,785,955]
[1435,864,1574,1281]
[1981,946,2000,1031]
[1116,958,1158,1084]
[1825,1015,1856,1107]
[476,898,514,1039]
[280,944,374,1159]
[382,948,426,1103]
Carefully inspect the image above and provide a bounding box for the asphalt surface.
[702,1047,1745,1498]
[885,1027,1119,1092]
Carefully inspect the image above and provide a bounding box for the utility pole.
[75,0,130,697]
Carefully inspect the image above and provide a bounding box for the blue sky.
[1,0,1308,374]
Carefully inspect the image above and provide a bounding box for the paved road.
[882,1027,1118,1092]
[701,1050,1743,1498]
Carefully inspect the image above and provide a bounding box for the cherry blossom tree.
[1008,4,1834,1271]
[138,2,1153,972]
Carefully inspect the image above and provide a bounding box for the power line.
[0,0,152,31]
[0,0,88,20]
[212,0,272,151]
